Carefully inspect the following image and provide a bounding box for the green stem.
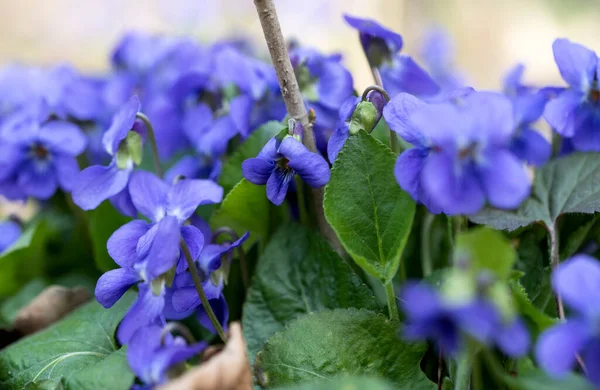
[384,281,400,321]
[548,223,565,319]
[421,213,435,277]
[135,112,163,178]
[482,350,520,389]
[447,215,454,249]
[139,112,226,342]
[180,238,228,343]
[454,349,473,390]
[295,176,309,226]
[370,67,398,154]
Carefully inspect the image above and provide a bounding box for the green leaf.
[242,224,379,364]
[88,201,132,272]
[511,281,556,334]
[471,153,600,231]
[454,227,517,280]
[0,279,47,325]
[273,376,395,390]
[255,309,433,389]
[324,131,416,282]
[560,215,599,260]
[220,121,286,195]
[510,369,593,390]
[0,292,135,390]
[211,179,271,250]
[0,220,49,298]
[515,226,547,301]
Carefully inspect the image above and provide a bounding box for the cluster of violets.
[0,10,600,388]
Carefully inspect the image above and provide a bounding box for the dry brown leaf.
[158,322,252,390]
[13,285,91,335]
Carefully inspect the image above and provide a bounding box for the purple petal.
[583,340,600,386]
[129,170,169,222]
[17,163,57,199]
[408,103,463,148]
[163,287,195,320]
[343,14,403,53]
[400,283,442,320]
[117,283,165,344]
[535,320,589,377]
[383,93,427,145]
[109,187,137,218]
[327,126,349,163]
[543,90,586,137]
[54,155,81,192]
[102,95,140,155]
[144,338,207,385]
[167,179,223,222]
[72,163,131,211]
[127,325,163,382]
[142,216,181,280]
[197,294,229,335]
[569,110,600,152]
[39,121,87,156]
[479,149,531,210]
[266,167,293,206]
[316,61,354,109]
[179,225,204,271]
[395,148,427,202]
[553,255,600,317]
[108,220,151,268]
[463,91,515,144]
[454,301,499,343]
[421,152,485,215]
[229,95,252,138]
[171,287,200,313]
[495,318,530,357]
[242,158,274,185]
[181,103,213,146]
[503,63,525,94]
[511,128,552,167]
[164,155,203,183]
[64,78,102,120]
[381,55,440,98]
[552,38,597,92]
[513,92,548,125]
[95,268,141,308]
[257,137,280,161]
[280,137,330,188]
[0,220,21,253]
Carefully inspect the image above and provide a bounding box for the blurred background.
[1,0,600,90]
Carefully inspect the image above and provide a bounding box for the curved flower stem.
[453,349,473,390]
[180,238,228,343]
[160,322,197,346]
[437,349,443,390]
[370,67,399,154]
[548,223,565,319]
[361,85,390,102]
[135,112,163,178]
[384,281,400,321]
[481,350,521,389]
[421,213,435,277]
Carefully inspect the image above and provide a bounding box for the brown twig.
[253,0,343,254]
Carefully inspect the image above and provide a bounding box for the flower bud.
[348,101,379,135]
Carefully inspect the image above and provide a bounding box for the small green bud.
[440,269,476,306]
[349,101,379,135]
[115,131,143,169]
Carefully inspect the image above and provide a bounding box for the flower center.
[276,157,291,171]
[458,142,478,160]
[30,143,50,161]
